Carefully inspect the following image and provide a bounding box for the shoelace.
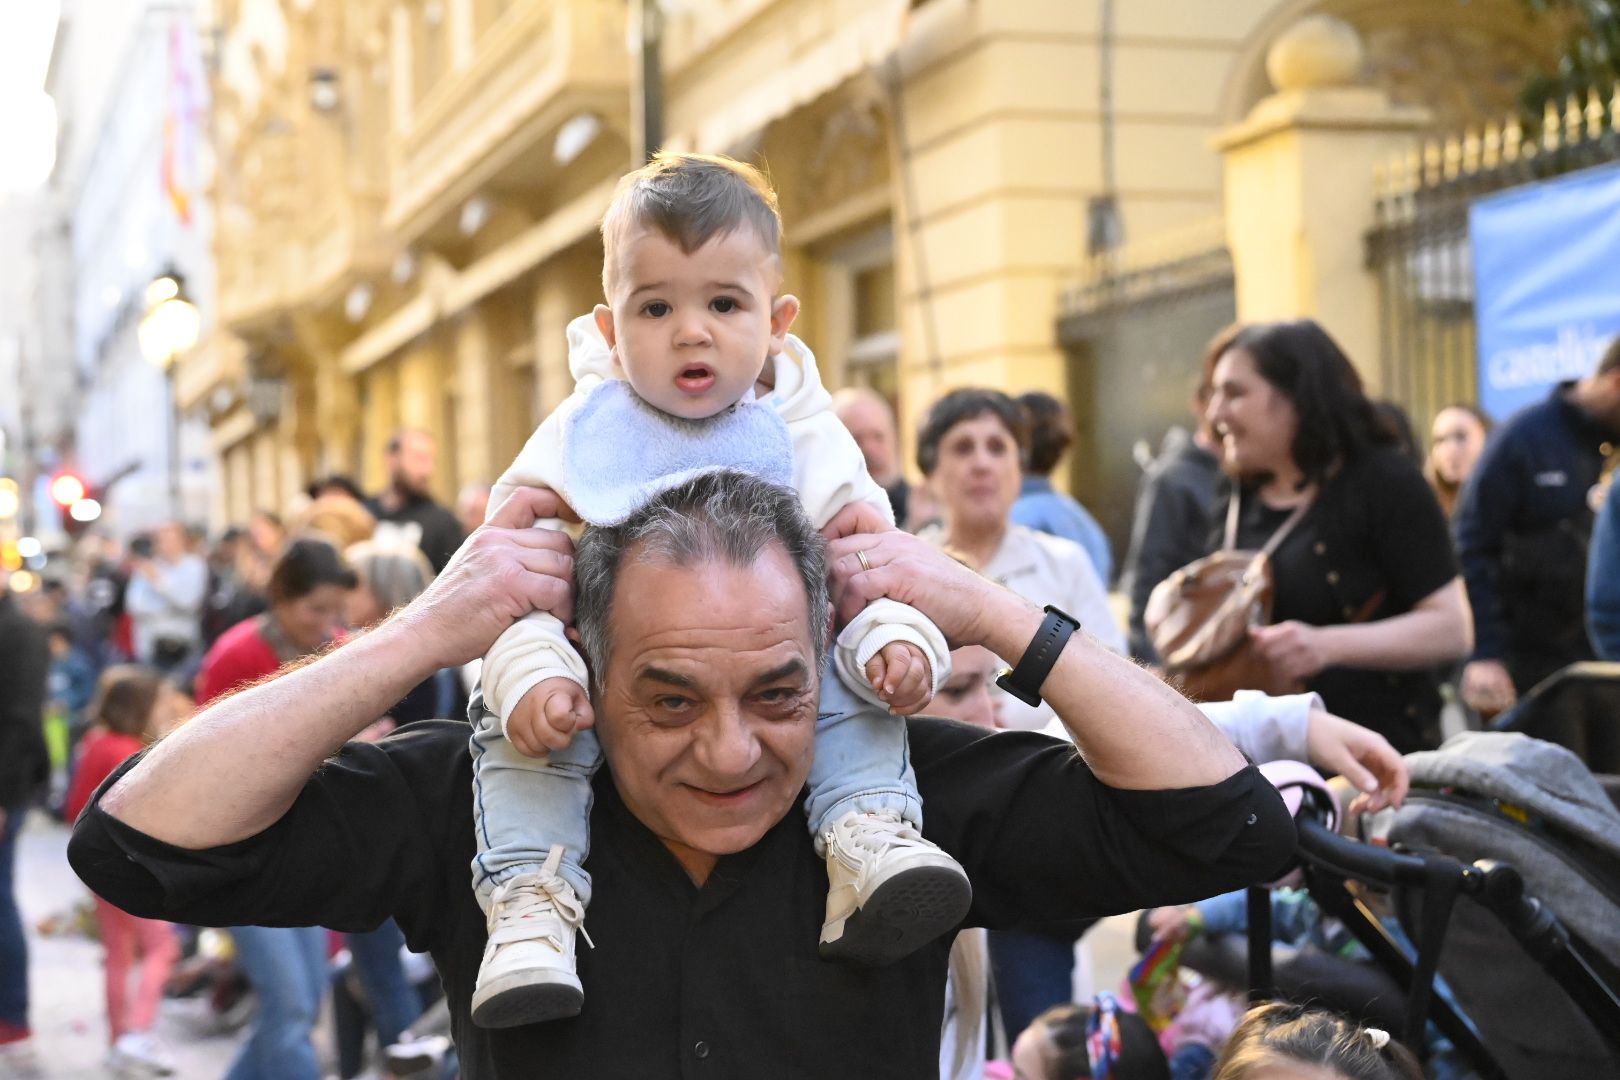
[488,846,595,950]
[826,811,929,863]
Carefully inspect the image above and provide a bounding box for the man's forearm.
[982,592,1245,790]
[100,623,437,848]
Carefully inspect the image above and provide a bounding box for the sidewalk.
[14,811,242,1078]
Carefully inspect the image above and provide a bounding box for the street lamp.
[138,268,201,520]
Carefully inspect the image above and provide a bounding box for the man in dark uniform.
[1455,337,1620,714]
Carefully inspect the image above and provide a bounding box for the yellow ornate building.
[185,0,1566,546]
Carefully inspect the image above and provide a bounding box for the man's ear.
[770,294,801,353]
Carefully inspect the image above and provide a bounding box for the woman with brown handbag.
[1196,319,1471,754]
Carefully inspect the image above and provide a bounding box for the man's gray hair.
[573,471,830,687]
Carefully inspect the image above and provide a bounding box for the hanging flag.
[163,22,203,224]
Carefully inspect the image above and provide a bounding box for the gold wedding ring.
[856,549,873,573]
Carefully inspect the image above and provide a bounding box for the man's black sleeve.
[910,719,1294,935]
[1453,432,1524,661]
[67,721,466,951]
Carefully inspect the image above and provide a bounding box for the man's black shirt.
[365,491,466,574]
[69,718,1292,1079]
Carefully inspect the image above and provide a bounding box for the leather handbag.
[1144,492,1312,701]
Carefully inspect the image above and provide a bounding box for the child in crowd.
[1211,1002,1422,1080]
[1008,995,1172,1080]
[467,152,966,1027]
[65,667,181,1078]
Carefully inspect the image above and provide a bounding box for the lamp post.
[137,269,201,521]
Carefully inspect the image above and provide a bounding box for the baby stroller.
[1266,729,1620,1080]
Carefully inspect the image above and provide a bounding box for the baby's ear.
[770,294,800,352]
[592,304,617,349]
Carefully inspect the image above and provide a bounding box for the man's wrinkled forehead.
[609,545,812,653]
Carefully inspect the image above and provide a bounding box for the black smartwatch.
[995,605,1081,707]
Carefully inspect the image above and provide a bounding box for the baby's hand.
[1146,905,1198,945]
[506,676,595,757]
[866,641,933,715]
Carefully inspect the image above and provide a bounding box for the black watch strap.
[996,606,1081,707]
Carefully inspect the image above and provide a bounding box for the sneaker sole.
[819,863,973,967]
[471,971,584,1028]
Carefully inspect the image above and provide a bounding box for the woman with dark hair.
[915,388,1125,733]
[193,538,358,1080]
[195,538,357,706]
[1203,319,1471,753]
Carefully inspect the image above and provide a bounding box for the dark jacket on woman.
[1223,447,1459,754]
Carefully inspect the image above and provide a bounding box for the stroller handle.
[1295,815,1481,892]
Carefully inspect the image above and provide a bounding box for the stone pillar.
[314,352,361,479]
[454,307,498,492]
[888,0,1097,471]
[360,363,401,496]
[531,242,604,417]
[1214,16,1429,394]
[398,339,454,505]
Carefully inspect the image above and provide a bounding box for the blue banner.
[1470,161,1620,420]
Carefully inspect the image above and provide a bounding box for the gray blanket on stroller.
[1405,731,1620,859]
[1398,730,1620,959]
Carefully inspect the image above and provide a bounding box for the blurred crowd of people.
[3,313,1618,1080]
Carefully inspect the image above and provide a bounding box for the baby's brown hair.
[599,152,782,295]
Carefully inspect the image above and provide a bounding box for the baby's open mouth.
[675,365,716,392]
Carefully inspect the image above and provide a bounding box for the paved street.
[14,811,242,1078]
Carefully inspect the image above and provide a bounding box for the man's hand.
[1460,659,1516,718]
[391,487,577,671]
[506,677,595,757]
[822,504,1017,649]
[1303,707,1408,814]
[1249,621,1331,683]
[866,641,933,715]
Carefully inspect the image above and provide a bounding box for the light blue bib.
[561,380,794,525]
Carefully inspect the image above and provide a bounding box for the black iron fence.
[1367,88,1620,429]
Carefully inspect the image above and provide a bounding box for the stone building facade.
[187,0,1562,548]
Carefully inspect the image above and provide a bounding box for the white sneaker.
[819,810,973,966]
[107,1031,176,1077]
[471,845,593,1028]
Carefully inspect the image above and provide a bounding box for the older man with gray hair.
[70,471,1291,1079]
